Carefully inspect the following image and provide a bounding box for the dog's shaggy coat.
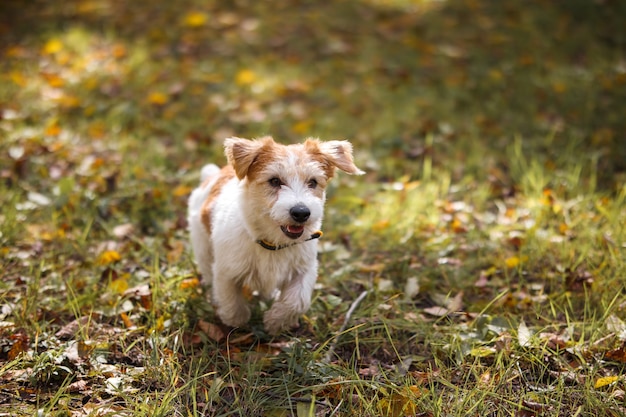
[188,136,363,334]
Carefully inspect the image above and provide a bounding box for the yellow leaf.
[112,43,127,58]
[147,92,168,105]
[154,315,166,332]
[42,72,65,88]
[98,250,121,265]
[505,256,521,269]
[359,263,386,274]
[292,120,312,135]
[9,71,27,87]
[595,375,620,389]
[172,185,192,197]
[235,69,257,86]
[109,275,129,294]
[488,69,503,81]
[552,81,567,94]
[372,219,390,232]
[451,218,467,233]
[184,11,208,28]
[179,278,200,290]
[43,39,63,55]
[470,346,496,357]
[45,124,62,137]
[88,122,106,139]
[377,386,420,417]
[57,94,81,109]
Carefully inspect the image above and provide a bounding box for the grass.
[1,0,626,415]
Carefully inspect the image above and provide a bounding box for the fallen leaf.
[172,185,192,197]
[9,71,27,87]
[8,332,29,360]
[292,120,313,134]
[179,278,200,290]
[56,316,92,339]
[167,240,185,263]
[423,306,449,317]
[470,346,496,357]
[197,320,225,342]
[98,250,121,265]
[235,69,257,86]
[108,274,129,294]
[147,92,168,105]
[606,344,626,363]
[44,123,62,137]
[372,219,390,232]
[184,11,209,28]
[505,256,521,269]
[67,379,89,393]
[595,375,620,389]
[43,38,63,54]
[377,385,421,417]
[120,313,134,328]
[113,223,135,239]
[359,263,386,274]
[447,291,464,312]
[403,277,420,301]
[517,320,532,347]
[42,72,65,87]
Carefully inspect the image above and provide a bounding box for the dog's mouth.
[281,225,305,239]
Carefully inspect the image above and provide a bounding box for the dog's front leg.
[264,264,317,335]
[212,270,251,328]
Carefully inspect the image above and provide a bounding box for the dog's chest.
[242,249,302,298]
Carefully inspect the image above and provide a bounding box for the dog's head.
[224,136,363,245]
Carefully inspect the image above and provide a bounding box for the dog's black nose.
[290,204,310,223]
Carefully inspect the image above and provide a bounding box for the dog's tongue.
[287,225,304,234]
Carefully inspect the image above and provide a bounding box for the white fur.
[187,136,362,335]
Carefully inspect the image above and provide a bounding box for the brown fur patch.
[244,138,288,183]
[226,136,279,180]
[305,138,363,176]
[304,139,336,180]
[200,165,235,235]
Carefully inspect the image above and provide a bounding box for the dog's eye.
[308,179,318,189]
[268,177,283,188]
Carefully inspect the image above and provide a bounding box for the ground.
[1,0,625,416]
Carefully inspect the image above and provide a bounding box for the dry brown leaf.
[423,306,449,317]
[197,319,225,342]
[56,316,92,339]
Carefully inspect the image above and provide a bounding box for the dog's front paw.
[216,304,251,328]
[263,306,300,335]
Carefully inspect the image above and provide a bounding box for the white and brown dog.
[188,136,363,335]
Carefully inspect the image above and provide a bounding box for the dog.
[187,136,363,335]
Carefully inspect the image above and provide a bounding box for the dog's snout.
[290,204,311,223]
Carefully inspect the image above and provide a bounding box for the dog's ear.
[224,136,274,179]
[312,140,364,176]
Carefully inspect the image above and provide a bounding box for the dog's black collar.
[256,231,323,251]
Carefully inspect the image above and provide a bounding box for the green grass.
[1,0,626,415]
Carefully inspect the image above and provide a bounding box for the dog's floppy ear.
[314,140,364,176]
[224,136,274,179]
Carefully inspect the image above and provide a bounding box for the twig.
[323,290,369,364]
